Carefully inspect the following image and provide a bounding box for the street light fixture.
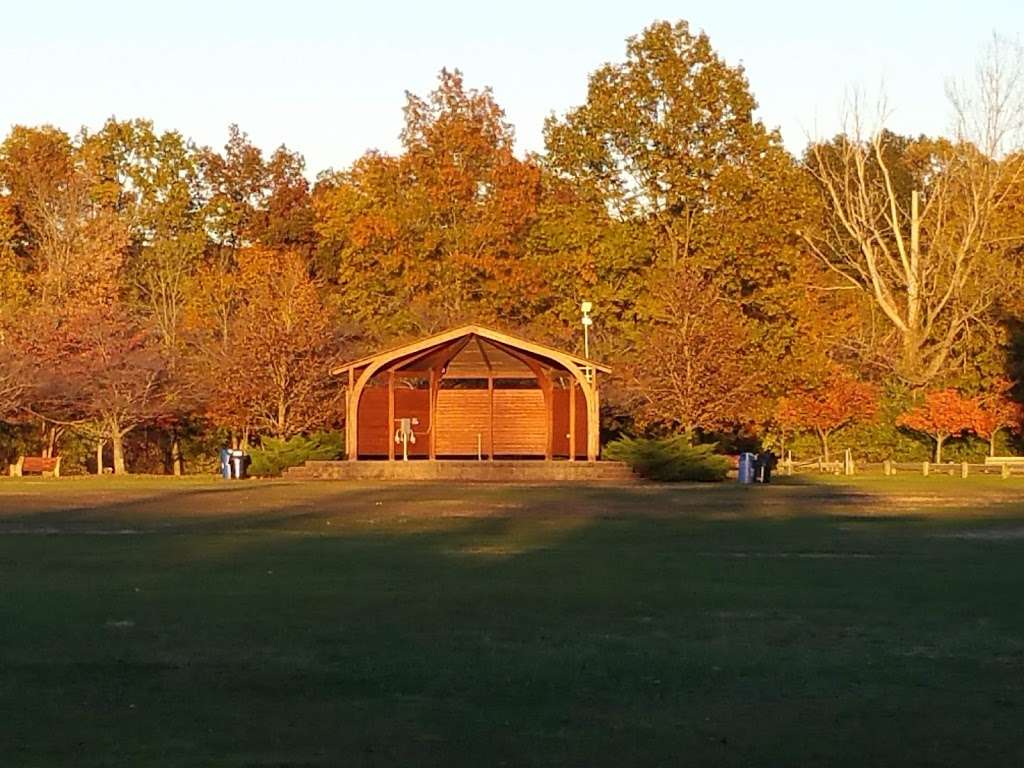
[581,300,593,382]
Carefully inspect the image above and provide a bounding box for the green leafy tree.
[542,20,818,359]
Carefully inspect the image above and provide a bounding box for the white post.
[581,301,593,383]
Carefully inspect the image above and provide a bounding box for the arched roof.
[331,324,611,378]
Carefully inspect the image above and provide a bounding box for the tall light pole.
[581,300,593,382]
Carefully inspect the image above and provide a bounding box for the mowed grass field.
[2,475,1024,767]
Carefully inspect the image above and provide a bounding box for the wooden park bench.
[984,456,1024,466]
[8,455,62,477]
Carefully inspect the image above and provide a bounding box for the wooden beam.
[587,378,600,462]
[387,370,395,462]
[381,342,454,375]
[332,324,611,376]
[429,367,438,461]
[346,368,357,460]
[476,336,492,373]
[545,379,553,460]
[568,378,577,463]
[488,374,494,461]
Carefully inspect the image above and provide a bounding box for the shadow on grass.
[2,480,1024,766]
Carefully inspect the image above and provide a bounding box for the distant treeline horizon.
[2,19,1023,474]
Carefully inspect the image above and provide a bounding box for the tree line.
[1,20,1023,474]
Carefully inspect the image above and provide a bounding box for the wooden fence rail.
[781,455,1024,478]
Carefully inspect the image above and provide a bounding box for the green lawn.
[1,475,1023,766]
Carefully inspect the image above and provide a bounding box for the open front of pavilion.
[334,325,609,463]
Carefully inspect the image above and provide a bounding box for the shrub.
[248,431,345,477]
[604,435,730,482]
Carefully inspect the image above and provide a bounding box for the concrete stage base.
[284,459,637,483]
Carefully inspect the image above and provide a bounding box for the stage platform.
[284,459,637,483]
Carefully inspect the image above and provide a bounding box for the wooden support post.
[387,371,395,462]
[487,375,494,461]
[961,462,969,479]
[587,380,600,462]
[346,368,358,460]
[1002,462,1011,479]
[883,459,892,477]
[429,368,437,461]
[922,461,929,477]
[568,379,577,462]
[544,380,553,461]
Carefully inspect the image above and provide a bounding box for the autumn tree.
[81,118,207,353]
[195,128,316,349]
[623,267,758,438]
[314,69,541,335]
[522,170,657,356]
[0,125,129,307]
[803,38,1024,385]
[36,308,174,473]
[0,197,29,418]
[0,344,27,420]
[0,125,139,461]
[775,368,880,462]
[970,380,1022,456]
[196,248,348,442]
[542,20,818,359]
[897,389,978,462]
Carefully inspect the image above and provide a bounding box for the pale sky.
[1,1,1020,175]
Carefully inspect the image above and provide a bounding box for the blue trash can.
[738,452,756,484]
[219,448,231,479]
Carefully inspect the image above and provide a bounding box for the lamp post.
[581,301,593,382]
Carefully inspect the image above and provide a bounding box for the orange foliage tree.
[314,69,541,334]
[775,368,879,462]
[11,297,176,475]
[624,268,759,438]
[0,344,27,419]
[897,389,978,463]
[194,248,349,443]
[970,380,1022,456]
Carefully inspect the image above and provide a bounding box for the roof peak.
[331,324,610,376]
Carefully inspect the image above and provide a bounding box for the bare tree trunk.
[111,430,127,475]
[990,432,998,457]
[935,434,945,464]
[41,422,59,458]
[819,429,830,464]
[804,49,1024,385]
[171,431,183,476]
[96,440,104,475]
